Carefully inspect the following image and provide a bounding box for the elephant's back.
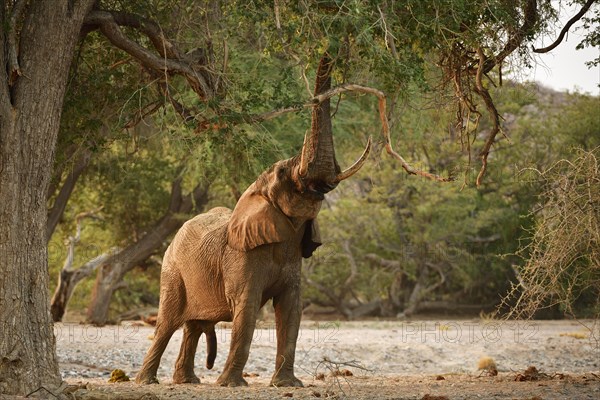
[164,207,231,265]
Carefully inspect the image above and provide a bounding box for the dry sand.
[48,319,600,399]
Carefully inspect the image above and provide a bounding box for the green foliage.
[47,0,599,320]
[303,85,600,317]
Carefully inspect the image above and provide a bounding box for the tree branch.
[122,100,163,129]
[46,151,92,241]
[483,0,538,73]
[378,3,399,60]
[365,253,402,270]
[314,84,453,182]
[422,262,447,296]
[60,208,104,271]
[198,83,453,182]
[156,81,196,123]
[474,47,504,187]
[83,10,214,99]
[534,0,596,53]
[50,208,107,321]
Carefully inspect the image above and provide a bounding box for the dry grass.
[502,148,600,319]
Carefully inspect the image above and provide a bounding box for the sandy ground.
[37,319,600,399]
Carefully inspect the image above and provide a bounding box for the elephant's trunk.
[298,54,339,188]
[298,53,371,193]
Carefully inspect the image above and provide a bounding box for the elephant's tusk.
[298,129,312,178]
[335,136,372,182]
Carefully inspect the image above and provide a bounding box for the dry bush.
[503,148,600,319]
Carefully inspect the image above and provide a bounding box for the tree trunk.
[51,252,114,322]
[0,1,95,395]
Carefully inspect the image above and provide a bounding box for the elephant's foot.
[172,370,201,384]
[270,373,303,387]
[216,371,248,387]
[135,371,159,385]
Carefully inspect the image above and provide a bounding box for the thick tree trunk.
[0,1,95,396]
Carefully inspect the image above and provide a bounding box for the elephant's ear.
[301,219,322,258]
[227,190,293,251]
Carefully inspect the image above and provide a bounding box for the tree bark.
[86,181,210,325]
[0,1,96,396]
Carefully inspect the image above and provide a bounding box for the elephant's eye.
[276,166,287,179]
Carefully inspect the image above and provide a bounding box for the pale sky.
[515,2,600,96]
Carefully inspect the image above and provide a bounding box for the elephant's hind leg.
[135,320,179,384]
[173,320,203,384]
[136,268,185,384]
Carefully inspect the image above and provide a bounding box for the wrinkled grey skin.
[135,157,326,387]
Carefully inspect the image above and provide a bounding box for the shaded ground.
[31,319,600,398]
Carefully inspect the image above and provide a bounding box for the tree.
[0,0,216,395]
[0,2,96,394]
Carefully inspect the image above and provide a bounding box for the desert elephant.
[135,55,371,387]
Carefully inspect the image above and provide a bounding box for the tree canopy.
[1,0,598,396]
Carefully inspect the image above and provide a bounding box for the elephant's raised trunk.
[298,53,370,193]
[298,54,338,184]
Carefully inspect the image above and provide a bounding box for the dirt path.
[52,319,599,399]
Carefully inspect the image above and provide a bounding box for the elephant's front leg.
[270,287,303,387]
[216,295,260,387]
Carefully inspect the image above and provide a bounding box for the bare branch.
[50,207,107,321]
[83,10,213,99]
[314,84,453,182]
[123,100,163,129]
[274,0,282,31]
[365,253,402,270]
[249,105,306,123]
[422,262,447,296]
[377,3,399,60]
[534,0,596,53]
[474,48,504,187]
[195,105,306,133]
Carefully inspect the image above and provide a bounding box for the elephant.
[135,54,371,387]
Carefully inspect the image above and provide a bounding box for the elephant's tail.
[205,324,217,369]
